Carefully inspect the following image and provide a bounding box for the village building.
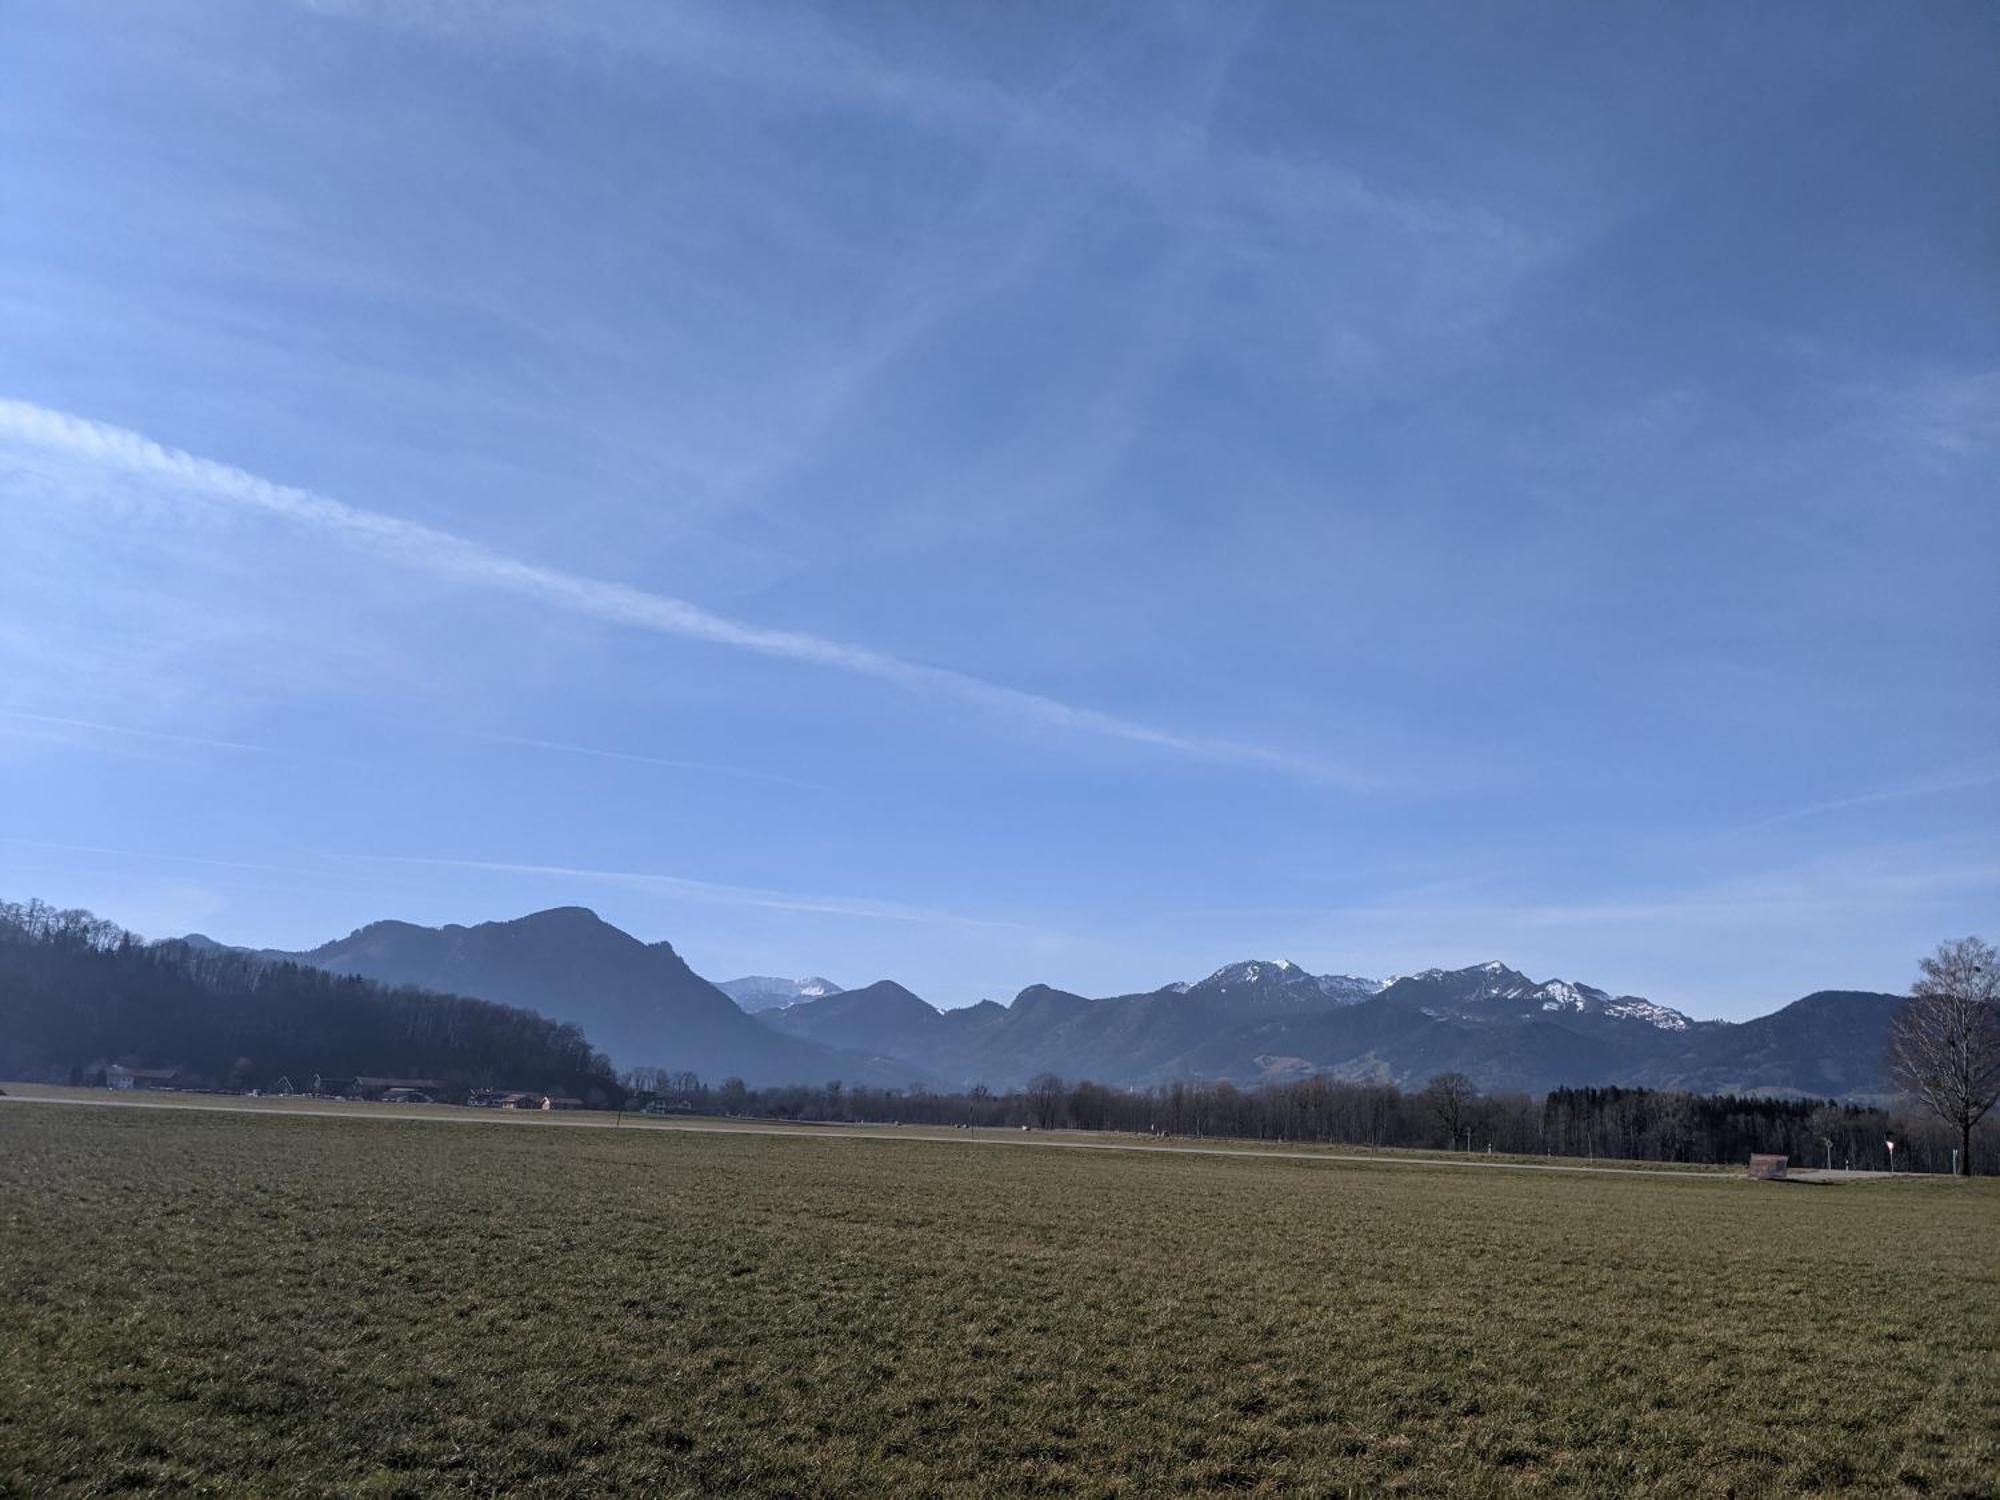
[105,1065,187,1091]
[349,1076,445,1102]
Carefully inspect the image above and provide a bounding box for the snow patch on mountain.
[1189,960,1383,1008]
[1527,978,1691,1030]
[1315,973,1387,1003]
[1600,995,1693,1031]
[1385,963,1693,1031]
[1535,979,1601,1012]
[1202,959,1300,987]
[719,975,846,1013]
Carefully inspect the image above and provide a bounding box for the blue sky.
[1,0,1994,1018]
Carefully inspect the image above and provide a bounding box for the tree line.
[0,900,622,1104]
[623,1066,1994,1174]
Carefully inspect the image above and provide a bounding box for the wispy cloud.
[468,731,820,790]
[1894,369,2000,462]
[291,0,1548,396]
[0,709,272,755]
[340,853,1044,933]
[1729,768,2000,835]
[0,398,1371,786]
[1238,850,2000,992]
[0,837,370,884]
[1316,851,2000,932]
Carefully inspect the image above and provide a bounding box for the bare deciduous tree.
[1026,1073,1066,1129]
[1423,1070,1477,1148]
[1888,937,2000,1176]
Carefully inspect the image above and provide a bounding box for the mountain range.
[218,907,1903,1099]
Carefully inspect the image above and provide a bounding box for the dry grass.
[1,1099,1993,1496]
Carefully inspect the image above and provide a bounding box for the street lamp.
[1885,1133,1895,1174]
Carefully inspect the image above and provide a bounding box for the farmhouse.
[471,1090,546,1110]
[105,1065,187,1091]
[465,1089,588,1110]
[350,1076,445,1102]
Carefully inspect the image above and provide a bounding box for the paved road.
[0,1091,1752,1181]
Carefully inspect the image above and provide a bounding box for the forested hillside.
[280,907,926,1086]
[0,900,620,1103]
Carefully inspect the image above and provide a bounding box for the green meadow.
[1,1099,1993,1497]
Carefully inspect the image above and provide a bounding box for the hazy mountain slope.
[719,976,844,1013]
[856,969,1389,1091]
[919,985,1236,1089]
[758,980,944,1059]
[284,907,918,1086]
[1168,994,1678,1093]
[1634,991,1901,1098]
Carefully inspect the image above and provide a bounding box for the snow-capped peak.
[1187,961,1381,1008]
[1200,958,1301,988]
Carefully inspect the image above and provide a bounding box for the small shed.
[1747,1154,1789,1180]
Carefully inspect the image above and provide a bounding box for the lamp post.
[1885,1133,1895,1174]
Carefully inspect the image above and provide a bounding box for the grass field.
[1,1098,1994,1497]
[0,1084,1740,1174]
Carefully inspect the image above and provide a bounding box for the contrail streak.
[0,398,1368,786]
